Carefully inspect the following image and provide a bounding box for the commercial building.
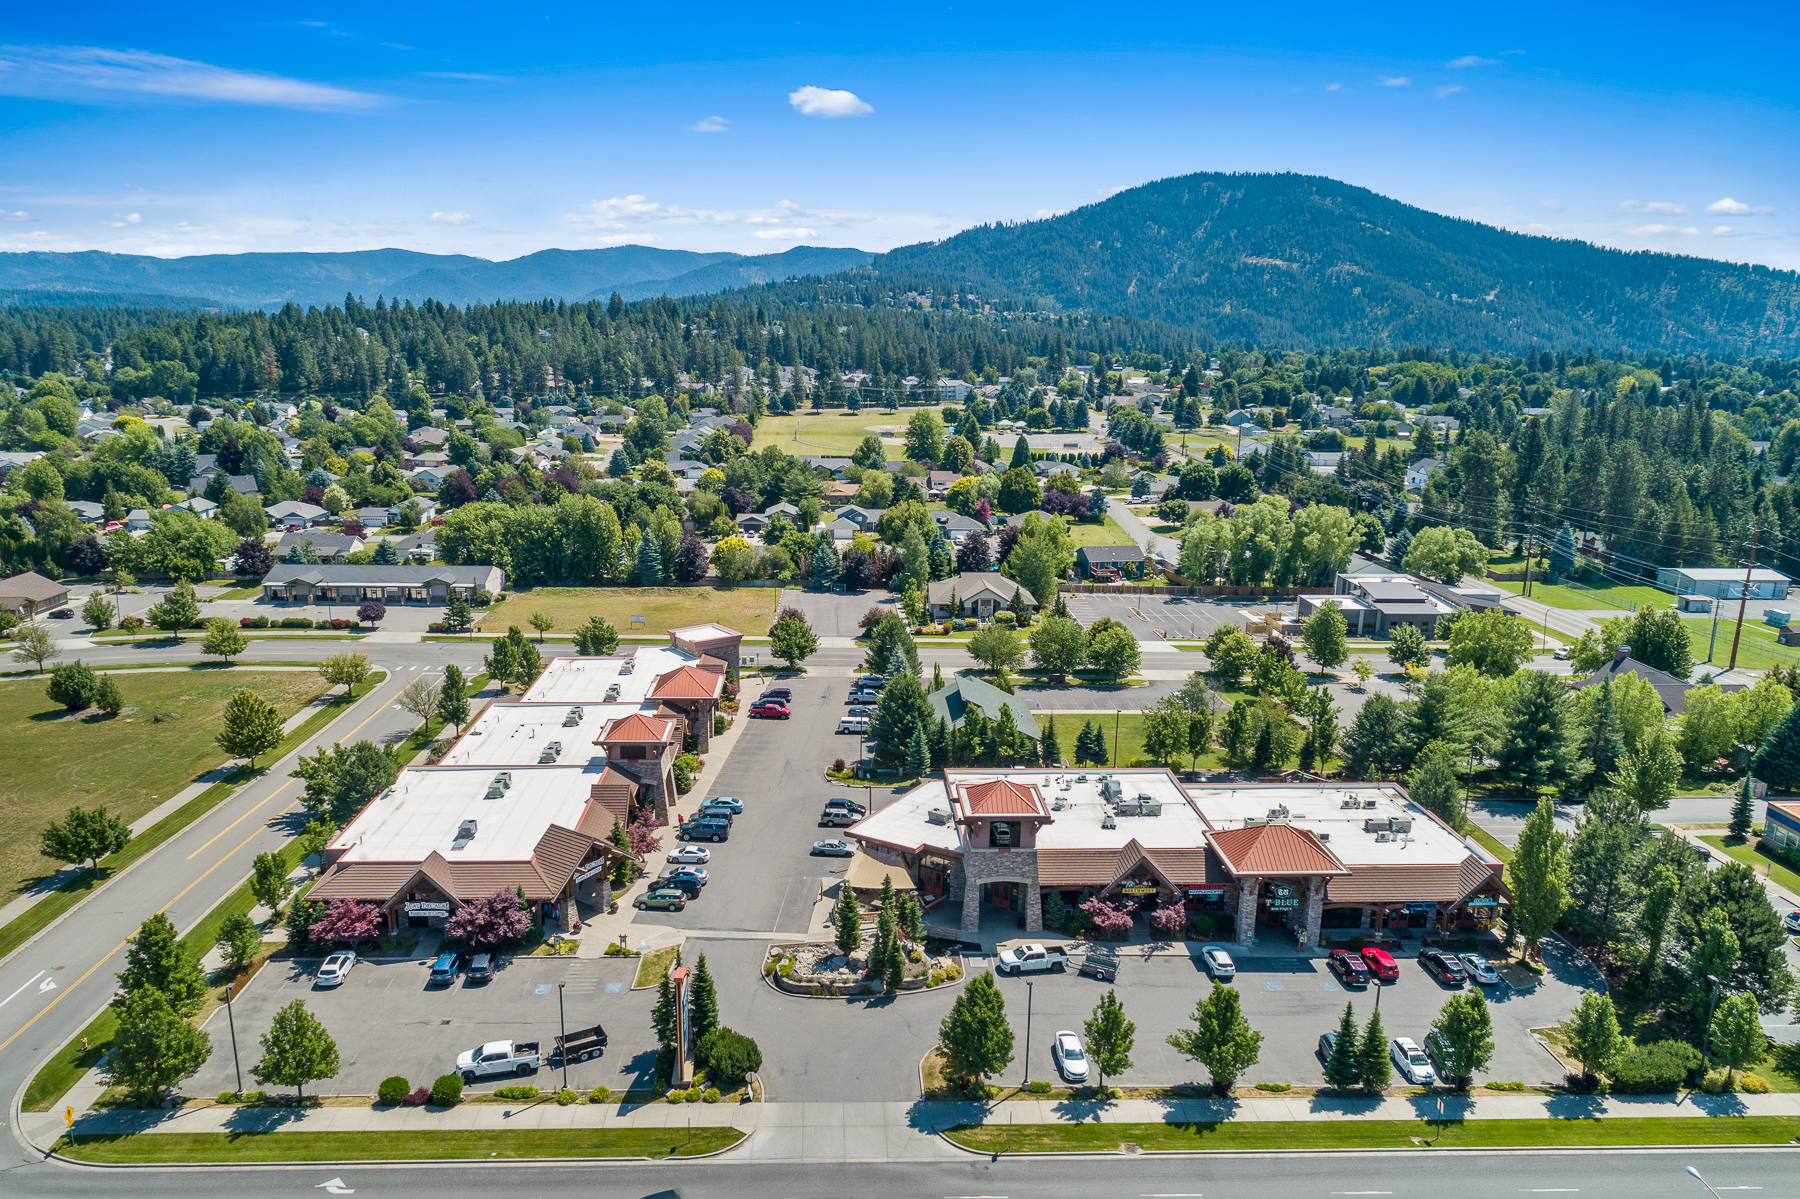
[259,563,506,606]
[1655,566,1793,601]
[1764,800,1800,851]
[846,768,1507,948]
[0,571,69,617]
[304,632,738,934]
[1316,573,1455,637]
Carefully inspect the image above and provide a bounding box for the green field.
[1684,616,1800,671]
[0,669,329,906]
[945,1116,1800,1153]
[1065,514,1137,548]
[749,409,958,460]
[1489,578,1671,611]
[1701,834,1800,894]
[55,1127,744,1163]
[498,586,782,638]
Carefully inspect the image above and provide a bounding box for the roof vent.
[1101,813,1117,829]
[1375,831,1394,843]
[564,706,584,727]
[1317,832,1331,842]
[1362,799,1378,809]
[453,819,477,847]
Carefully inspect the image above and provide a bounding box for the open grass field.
[1684,616,1800,671]
[749,408,957,460]
[1065,514,1137,548]
[944,1116,1800,1153]
[0,669,329,907]
[56,1127,744,1163]
[1701,833,1800,894]
[1489,577,1671,611]
[498,586,782,638]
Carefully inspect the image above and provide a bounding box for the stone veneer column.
[694,702,712,753]
[958,848,1041,938]
[1301,877,1325,950]
[1023,882,1043,934]
[1234,877,1260,946]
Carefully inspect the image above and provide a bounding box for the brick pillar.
[961,881,982,936]
[694,701,712,753]
[947,858,967,905]
[1301,877,1325,950]
[1024,884,1043,933]
[1234,877,1260,946]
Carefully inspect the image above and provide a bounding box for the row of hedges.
[240,616,360,630]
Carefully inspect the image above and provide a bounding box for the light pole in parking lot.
[1022,980,1034,1089]
[1686,1166,1725,1198]
[557,982,569,1090]
[224,981,242,1094]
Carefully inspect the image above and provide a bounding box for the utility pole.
[1520,508,1535,601]
[1728,511,1764,671]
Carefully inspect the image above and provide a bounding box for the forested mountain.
[0,245,871,310]
[871,172,1800,355]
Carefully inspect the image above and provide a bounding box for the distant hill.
[0,244,871,310]
[871,172,1800,354]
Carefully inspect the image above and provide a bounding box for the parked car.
[819,808,859,828]
[465,953,494,983]
[49,607,74,619]
[701,796,743,813]
[1420,949,1467,986]
[635,887,688,911]
[316,950,356,987]
[824,797,867,816]
[658,865,709,886]
[1052,1030,1089,1084]
[1553,646,1570,660]
[1390,1036,1436,1085]
[1078,945,1119,982]
[812,839,855,856]
[750,702,790,719]
[1202,946,1236,980]
[655,874,703,898]
[845,706,874,717]
[1328,949,1370,987]
[668,845,711,865]
[677,819,730,843]
[1360,947,1399,982]
[455,1038,540,1082]
[1317,1031,1337,1060]
[848,691,880,705]
[428,951,463,986]
[856,675,886,690]
[692,806,734,824]
[998,944,1066,975]
[1459,953,1501,985]
[1423,1030,1462,1083]
[760,687,793,701]
[1784,909,1800,934]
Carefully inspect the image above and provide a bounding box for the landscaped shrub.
[217,1090,241,1103]
[495,1085,540,1100]
[589,1086,612,1103]
[556,1088,579,1106]
[430,1073,464,1106]
[1609,1041,1702,1094]
[279,617,314,629]
[696,1027,763,1089]
[1485,1080,1526,1092]
[377,1075,411,1105]
[714,712,727,736]
[1025,1079,1052,1094]
[242,1091,267,1104]
[1740,1073,1772,1093]
[402,1086,431,1106]
[428,622,447,633]
[702,1087,720,1103]
[328,618,356,629]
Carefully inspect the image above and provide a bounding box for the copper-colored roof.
[1205,823,1348,877]
[1324,856,1503,905]
[452,863,551,898]
[305,861,421,903]
[597,712,677,744]
[957,778,1046,817]
[1033,841,1219,890]
[532,823,597,887]
[578,773,636,837]
[649,664,724,700]
[1139,848,1218,886]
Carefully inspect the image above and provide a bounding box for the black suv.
[1420,949,1467,986]
[824,796,867,816]
[678,818,731,843]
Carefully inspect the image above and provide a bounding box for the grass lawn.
[1700,834,1800,893]
[750,409,959,460]
[1488,578,1670,611]
[55,1127,744,1163]
[0,669,329,907]
[1037,698,1290,773]
[944,1116,1800,1153]
[1467,824,1516,864]
[635,945,678,988]
[1684,616,1800,671]
[498,587,781,638]
[1065,514,1137,548]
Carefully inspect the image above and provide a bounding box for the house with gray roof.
[926,572,1033,620]
[1571,647,1744,715]
[931,511,987,543]
[276,530,365,564]
[1075,544,1148,578]
[0,571,69,617]
[264,500,330,528]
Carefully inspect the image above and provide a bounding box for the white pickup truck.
[455,1038,541,1082]
[996,943,1067,975]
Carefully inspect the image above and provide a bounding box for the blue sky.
[3,2,1798,268]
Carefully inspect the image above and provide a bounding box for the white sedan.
[1202,946,1236,980]
[316,950,356,987]
[1052,1030,1089,1084]
[1459,953,1502,985]
[667,845,712,865]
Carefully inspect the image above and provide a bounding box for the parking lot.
[777,588,902,639]
[190,953,657,1098]
[1062,594,1291,642]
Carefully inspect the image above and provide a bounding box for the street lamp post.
[1113,709,1122,766]
[557,982,569,1089]
[224,982,243,1094]
[1686,1166,1725,1198]
[1022,980,1034,1089]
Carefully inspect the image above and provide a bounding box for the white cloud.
[565,193,884,247]
[1706,197,1772,215]
[751,227,818,240]
[788,85,872,118]
[1447,55,1496,69]
[1325,82,1341,91]
[429,211,471,225]
[1713,226,1733,236]
[102,212,141,227]
[689,115,730,133]
[1378,76,1411,87]
[0,208,30,220]
[1535,200,1563,212]
[1627,224,1700,236]
[1435,84,1462,97]
[0,44,383,109]
[1619,200,1688,215]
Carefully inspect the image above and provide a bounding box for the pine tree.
[1323,1002,1363,1090]
[1496,670,1584,793]
[1729,776,1755,839]
[1040,715,1062,767]
[1751,701,1800,793]
[652,968,678,1048]
[1358,1008,1392,1092]
[1408,740,1467,832]
[809,538,840,590]
[1581,679,1626,784]
[930,661,944,692]
[906,724,931,779]
[928,716,950,770]
[833,881,862,956]
[689,953,720,1046]
[635,529,665,585]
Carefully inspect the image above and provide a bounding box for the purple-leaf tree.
[446,889,531,948]
[357,601,387,627]
[310,899,386,946]
[626,806,664,859]
[1080,896,1134,941]
[1149,903,1185,936]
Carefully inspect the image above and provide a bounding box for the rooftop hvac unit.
[604,685,621,701]
[1075,774,1089,783]
[538,740,563,764]
[1364,817,1391,833]
[564,707,584,727]
[1139,800,1162,816]
[1100,779,1123,801]
[1317,832,1330,842]
[926,808,952,825]
[1375,831,1394,843]
[1341,799,1357,809]
[620,660,635,675]
[1362,799,1377,809]
[1389,817,1413,834]
[1267,805,1290,820]
[1101,813,1117,829]
[1116,799,1140,816]
[1244,816,1266,827]
[453,819,478,846]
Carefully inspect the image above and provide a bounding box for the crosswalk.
[563,960,600,995]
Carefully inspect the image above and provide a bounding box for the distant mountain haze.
[5,171,1798,351]
[0,245,873,310]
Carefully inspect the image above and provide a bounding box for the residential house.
[1317,405,1355,426]
[1075,544,1148,579]
[823,480,860,502]
[67,500,106,524]
[224,474,259,495]
[734,511,775,535]
[1404,457,1442,490]
[1188,499,1234,519]
[0,571,69,617]
[1233,438,1272,461]
[276,530,366,564]
[125,508,154,531]
[828,505,885,533]
[391,527,438,563]
[1418,415,1461,435]
[407,450,450,471]
[171,497,218,518]
[389,498,437,525]
[931,511,987,543]
[1571,647,1747,715]
[411,426,449,447]
[264,500,331,529]
[408,465,455,489]
[925,573,1034,621]
[355,507,390,529]
[1304,451,1345,475]
[1034,460,1081,479]
[260,563,506,606]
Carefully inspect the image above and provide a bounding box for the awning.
[845,851,917,892]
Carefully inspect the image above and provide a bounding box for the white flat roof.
[438,700,647,768]
[333,765,599,863]
[1185,784,1471,866]
[1664,567,1791,582]
[671,623,740,642]
[519,646,698,705]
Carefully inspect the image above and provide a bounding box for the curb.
[942,1139,1800,1160]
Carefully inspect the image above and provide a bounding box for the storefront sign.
[404,901,450,915]
[1120,884,1159,896]
[572,861,610,885]
[1466,897,1499,908]
[1406,902,1438,913]
[1265,884,1297,910]
[1188,888,1225,898]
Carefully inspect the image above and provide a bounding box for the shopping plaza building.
[846,768,1508,946]
[305,625,742,935]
